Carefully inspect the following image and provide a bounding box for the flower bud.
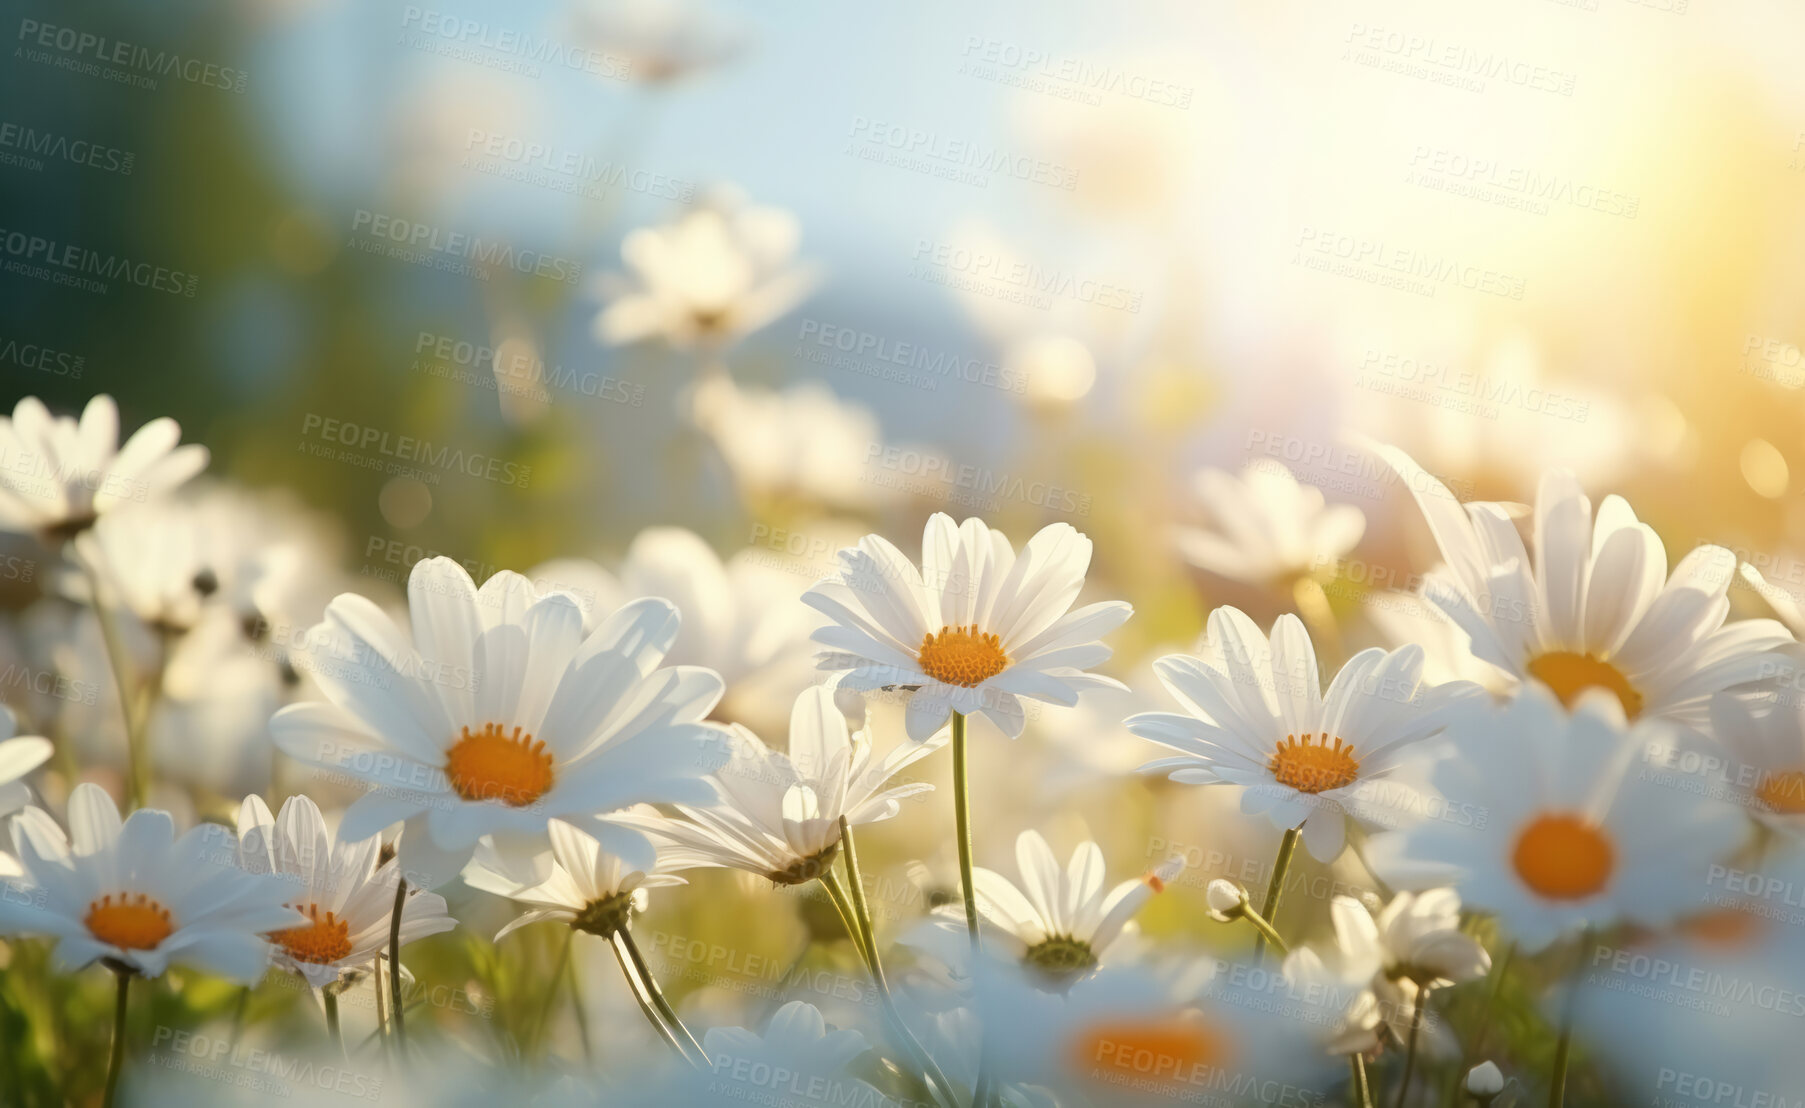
[1206,879,1246,919]
[1466,1061,1504,1098]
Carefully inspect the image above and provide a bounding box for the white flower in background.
[1364,589,1513,695]
[1012,333,1098,412]
[531,526,821,734]
[235,794,454,989]
[973,957,1332,1107]
[271,557,732,887]
[0,783,301,981]
[1282,891,1488,1054]
[804,514,1133,740]
[1467,1061,1505,1100]
[1365,689,1748,952]
[615,686,945,883]
[0,395,208,541]
[566,0,741,85]
[687,375,906,512]
[1127,607,1479,862]
[1706,689,1805,837]
[693,1002,880,1107]
[1738,562,1805,639]
[464,817,688,940]
[0,705,51,819]
[967,829,1181,982]
[1375,444,1790,728]
[1177,462,1365,588]
[593,190,816,351]
[1350,333,1640,494]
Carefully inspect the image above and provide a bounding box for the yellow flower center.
[270,903,353,965]
[1512,813,1614,899]
[446,722,554,807]
[1072,1014,1231,1090]
[1756,770,1805,816]
[917,624,1009,688]
[1268,733,1360,794]
[85,892,175,951]
[1525,651,1643,719]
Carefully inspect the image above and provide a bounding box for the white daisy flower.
[687,376,908,512]
[1364,689,1749,952]
[1126,607,1480,862]
[1706,689,1805,837]
[0,704,52,820]
[592,190,816,351]
[530,525,822,735]
[974,957,1334,1107]
[1738,561,1805,640]
[270,557,732,887]
[802,514,1133,741]
[565,0,742,86]
[0,395,208,541]
[615,685,945,883]
[463,817,688,941]
[674,1002,881,1108]
[967,829,1182,983]
[1177,461,1365,588]
[0,783,301,981]
[1374,443,1791,728]
[235,794,455,989]
[1281,891,1488,1054]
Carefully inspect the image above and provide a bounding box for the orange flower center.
[1073,1014,1231,1090]
[446,722,554,806]
[1756,770,1805,815]
[1525,651,1643,719]
[270,903,354,965]
[917,624,1008,688]
[1268,733,1360,794]
[1512,813,1614,899]
[85,892,174,951]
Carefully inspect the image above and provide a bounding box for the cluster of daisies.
[2,392,1803,1108]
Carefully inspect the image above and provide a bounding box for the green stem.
[830,830,959,1108]
[102,969,130,1108]
[610,931,699,1067]
[1253,824,1302,962]
[1349,1053,1374,1108]
[566,939,592,1066]
[1236,904,1289,955]
[372,959,391,1063]
[620,927,707,1064]
[324,991,344,1057]
[79,553,147,809]
[388,877,407,1060]
[1395,997,1424,1108]
[227,984,250,1052]
[1446,943,1514,1107]
[1549,985,1578,1108]
[529,930,573,1056]
[951,712,980,951]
